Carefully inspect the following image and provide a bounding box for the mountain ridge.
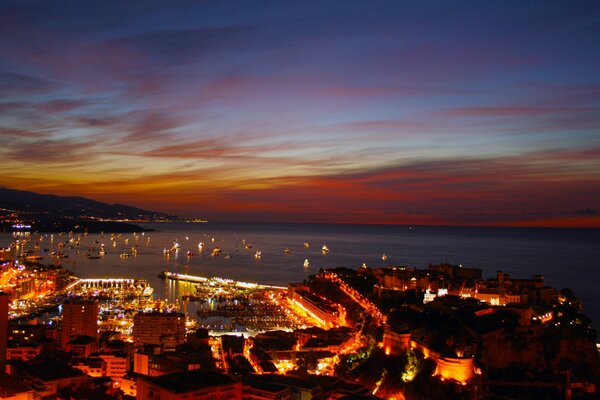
[0,187,186,232]
[0,187,175,221]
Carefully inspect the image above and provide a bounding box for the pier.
[160,271,286,290]
[63,278,153,296]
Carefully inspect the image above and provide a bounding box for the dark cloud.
[0,72,54,96]
[573,208,597,215]
[104,25,254,63]
[5,138,100,163]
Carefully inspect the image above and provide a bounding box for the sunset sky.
[1,1,599,227]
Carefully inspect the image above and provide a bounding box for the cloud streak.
[0,1,599,226]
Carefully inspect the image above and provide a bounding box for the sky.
[1,1,599,227]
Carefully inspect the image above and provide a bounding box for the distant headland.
[0,187,200,233]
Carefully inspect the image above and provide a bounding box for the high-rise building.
[61,300,99,348]
[0,292,9,375]
[133,312,185,350]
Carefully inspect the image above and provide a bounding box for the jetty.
[159,271,286,290]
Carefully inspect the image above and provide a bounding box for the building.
[136,369,241,400]
[287,284,343,328]
[133,311,185,350]
[66,335,98,358]
[6,342,43,362]
[11,360,89,399]
[381,325,411,356]
[0,375,34,400]
[99,353,129,378]
[0,292,9,374]
[242,376,294,400]
[71,358,104,377]
[61,300,99,349]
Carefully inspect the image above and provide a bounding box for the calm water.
[3,222,599,330]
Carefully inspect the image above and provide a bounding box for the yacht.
[321,245,329,254]
[303,259,310,269]
[382,254,387,261]
[284,247,291,255]
[212,247,222,256]
[255,251,262,260]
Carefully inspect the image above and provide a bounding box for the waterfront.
[2,222,599,330]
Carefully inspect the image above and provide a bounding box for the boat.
[186,251,195,257]
[224,254,231,260]
[303,242,310,248]
[321,245,329,254]
[382,254,387,261]
[245,243,253,250]
[26,255,43,261]
[212,247,222,256]
[255,251,262,260]
[120,253,131,258]
[304,259,310,269]
[284,247,291,255]
[88,255,101,260]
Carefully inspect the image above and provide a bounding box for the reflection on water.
[1,222,599,329]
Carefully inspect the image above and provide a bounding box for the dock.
[159,271,286,290]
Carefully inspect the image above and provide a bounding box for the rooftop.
[142,369,237,393]
[22,360,87,381]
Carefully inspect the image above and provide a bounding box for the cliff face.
[478,328,599,379]
[479,329,545,372]
[552,336,600,379]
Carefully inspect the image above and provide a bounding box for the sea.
[2,222,599,331]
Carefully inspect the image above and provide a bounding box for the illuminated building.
[383,325,475,384]
[99,353,129,378]
[0,249,11,262]
[472,271,557,306]
[61,300,99,349]
[6,342,43,361]
[136,369,241,400]
[382,325,411,356]
[71,358,104,377]
[133,311,185,351]
[66,335,98,358]
[287,284,344,328]
[0,292,8,375]
[12,360,89,399]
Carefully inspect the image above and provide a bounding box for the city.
[1,1,599,399]
[0,229,597,399]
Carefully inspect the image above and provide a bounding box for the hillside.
[0,188,182,232]
[0,188,174,221]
